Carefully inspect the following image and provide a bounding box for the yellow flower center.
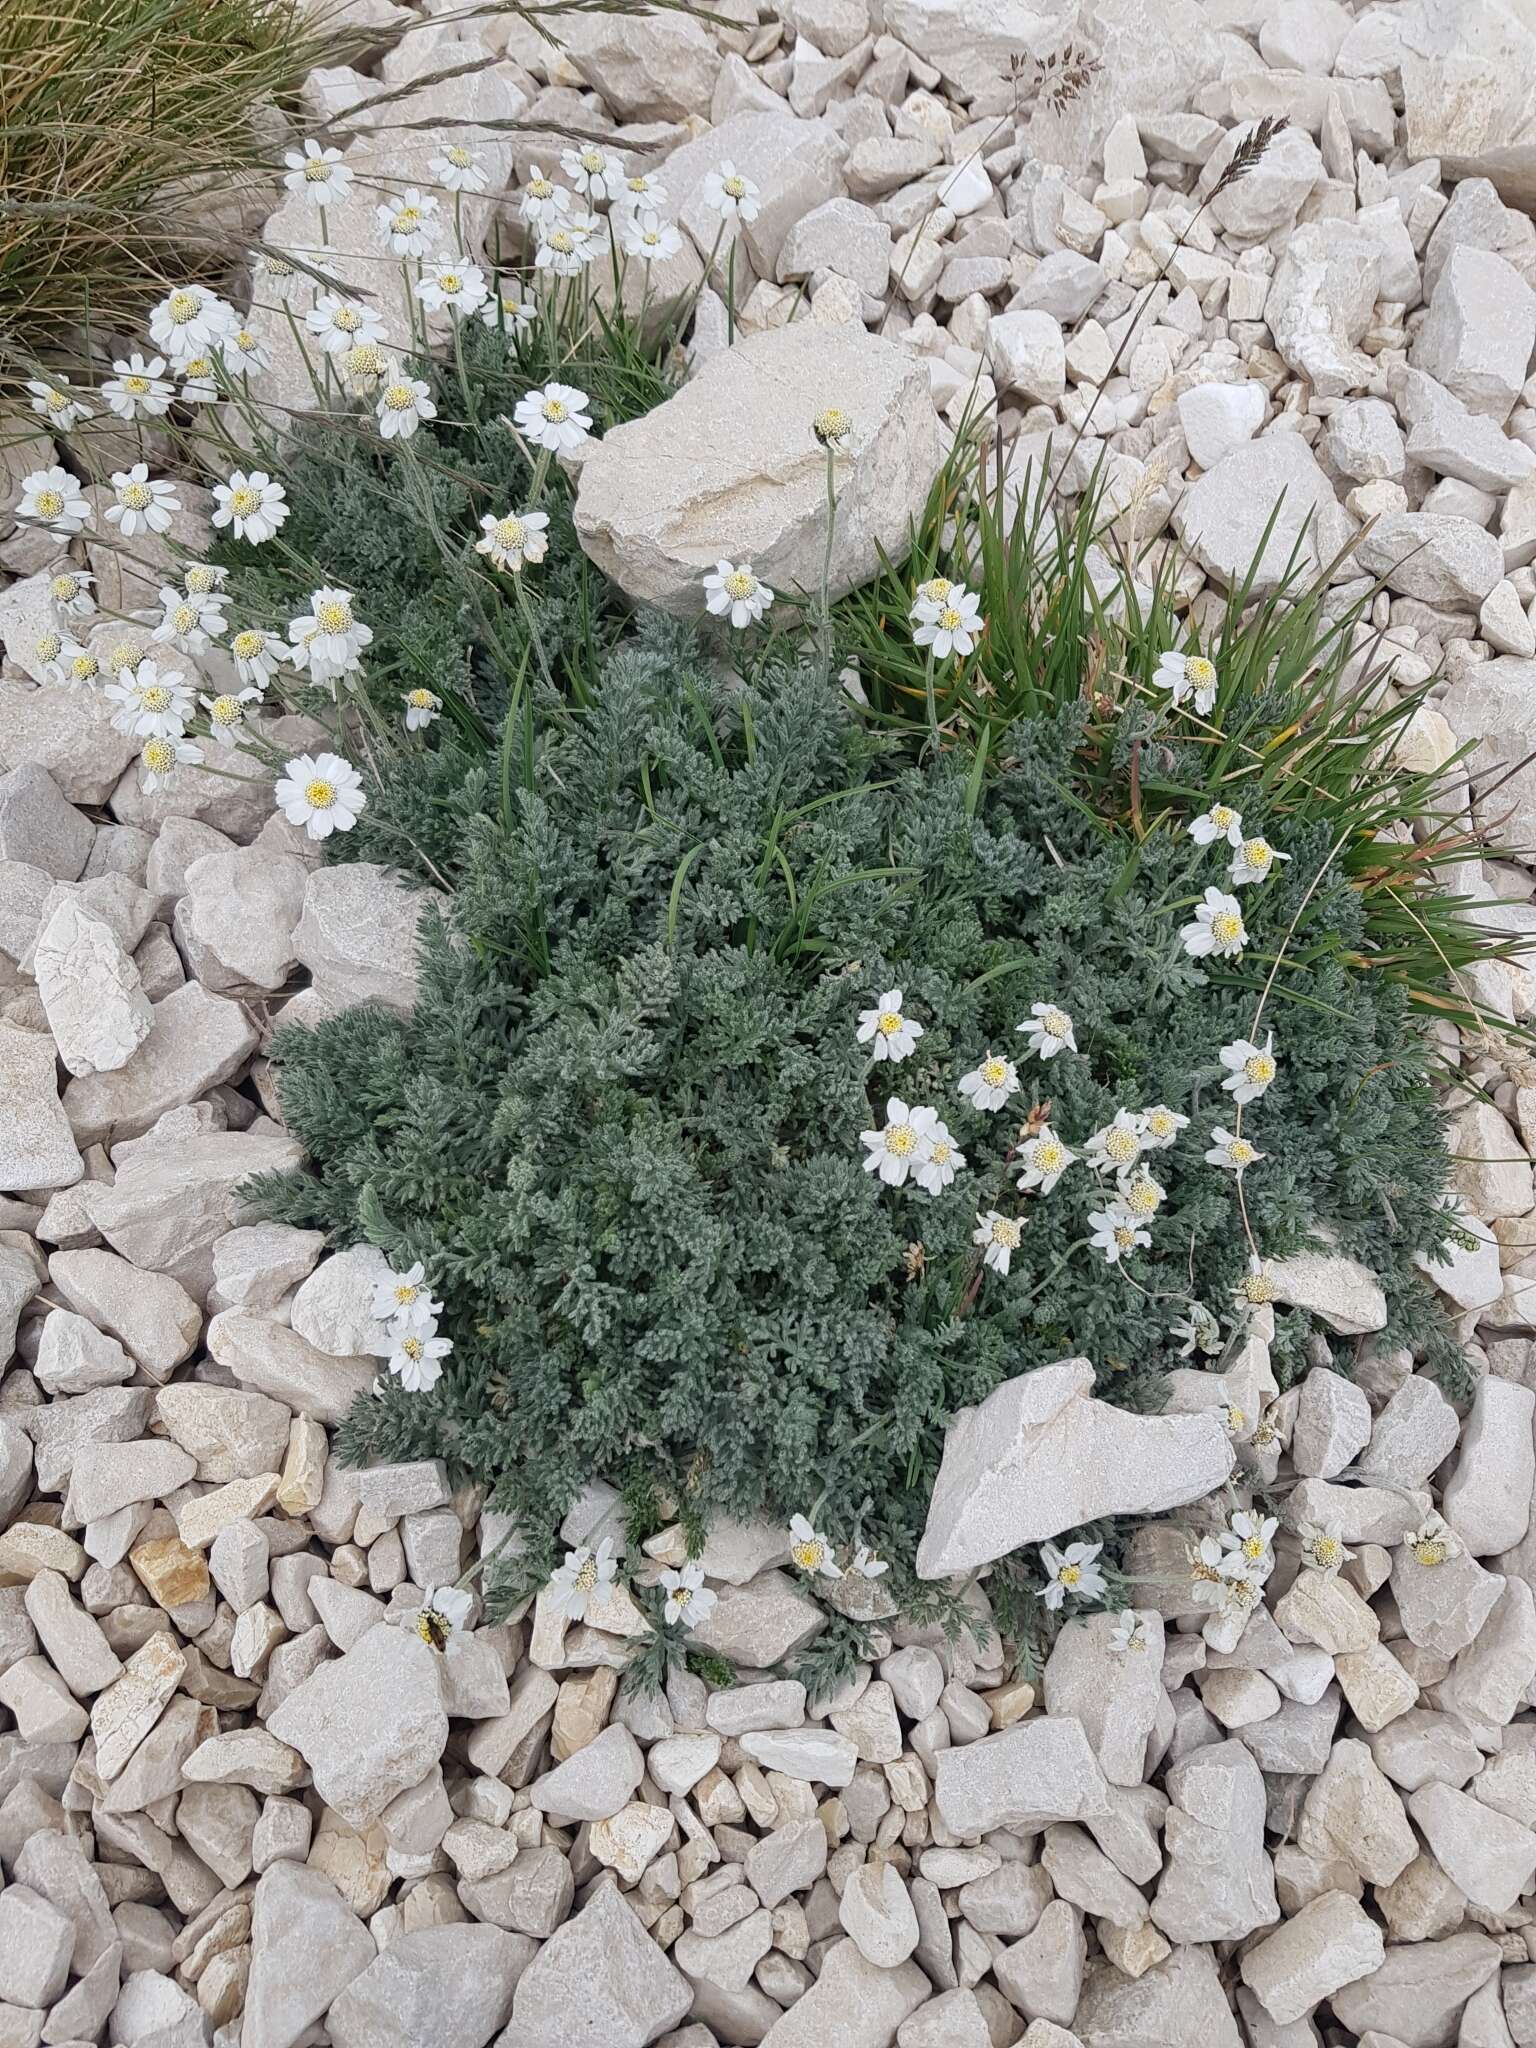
[814,406,851,444]
[1211,911,1242,945]
[1245,1053,1275,1086]
[123,375,149,396]
[724,570,755,600]
[1145,1109,1175,1137]
[400,1336,423,1362]
[43,388,68,412]
[447,146,472,167]
[494,517,527,550]
[316,599,351,633]
[393,1282,419,1305]
[186,567,216,592]
[1042,1008,1070,1038]
[304,159,331,182]
[120,482,151,510]
[1104,1126,1137,1164]
[1036,1139,1065,1171]
[573,1554,599,1592]
[233,631,264,660]
[529,177,552,198]
[184,357,213,380]
[671,1584,693,1609]
[50,575,80,602]
[1228,1140,1256,1166]
[542,398,568,422]
[142,684,172,712]
[1058,1563,1081,1587]
[345,345,388,379]
[171,605,196,633]
[1241,1535,1265,1559]
[438,273,462,294]
[142,738,175,773]
[1228,1576,1258,1607]
[415,1607,450,1650]
[394,208,420,231]
[231,486,261,516]
[1227,1405,1246,1430]
[210,695,242,725]
[547,230,575,253]
[108,643,136,672]
[930,1141,951,1165]
[1413,1538,1448,1567]
[235,329,256,351]
[1312,1536,1340,1566]
[305,778,337,809]
[1113,1224,1136,1250]
[886,1123,916,1157]
[991,1217,1022,1249]
[407,689,436,711]
[1124,1177,1160,1216]
[1210,805,1235,829]
[36,631,62,660]
[35,489,62,518]
[70,655,97,682]
[1190,1555,1220,1583]
[981,1058,1008,1087]
[167,291,199,322]
[938,605,963,631]
[580,149,604,171]
[1186,656,1216,688]
[724,174,746,197]
[1241,838,1272,870]
[333,306,361,332]
[876,1009,902,1036]
[1242,1271,1275,1303]
[918,577,951,604]
[383,383,416,411]
[790,1539,822,1572]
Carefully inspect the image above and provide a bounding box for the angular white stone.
[33,898,152,1077]
[1409,1780,1536,1912]
[934,1716,1110,1837]
[1239,1888,1386,2025]
[267,1622,448,1828]
[1151,1740,1278,1944]
[1443,1376,1536,1556]
[917,1358,1232,1578]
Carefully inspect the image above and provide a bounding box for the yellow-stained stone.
[130,1534,211,1611]
[0,1520,89,1584]
[276,1415,327,1516]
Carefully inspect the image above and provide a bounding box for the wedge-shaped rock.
[1042,1609,1166,1786]
[1074,1944,1242,2048]
[1151,1740,1278,1945]
[934,1716,1110,1838]
[1409,1780,1536,1912]
[267,1622,447,1829]
[244,1862,375,2048]
[1330,1929,1501,2048]
[498,1883,691,2048]
[1239,1888,1385,2024]
[328,1924,531,2048]
[917,1358,1233,1577]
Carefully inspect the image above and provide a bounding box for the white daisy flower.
[1407,1514,1461,1568]
[376,187,441,256]
[704,160,760,222]
[371,1262,441,1325]
[534,215,598,275]
[288,588,373,675]
[620,210,683,262]
[514,382,593,454]
[549,1538,619,1620]
[860,1096,928,1188]
[178,354,221,405]
[339,342,392,395]
[377,374,437,440]
[1235,1256,1276,1309]
[284,137,354,207]
[55,642,103,690]
[183,563,226,596]
[255,250,299,298]
[616,169,669,213]
[703,560,774,629]
[1040,1539,1106,1611]
[1221,1510,1278,1579]
[856,989,923,1064]
[32,625,63,680]
[850,1545,889,1579]
[1110,1610,1149,1654]
[101,353,174,421]
[149,283,237,365]
[788,1515,841,1580]
[660,1563,717,1628]
[388,1326,453,1392]
[1084,1109,1143,1175]
[48,569,95,618]
[912,585,984,661]
[1186,1534,1228,1607]
[909,575,954,616]
[1154,649,1219,715]
[973,1209,1024,1276]
[27,376,92,431]
[274,751,368,840]
[561,143,625,203]
[1088,1203,1150,1264]
[229,627,286,687]
[1229,835,1291,888]
[1181,886,1247,960]
[106,661,193,738]
[152,584,226,654]
[430,144,488,193]
[199,688,261,745]
[1188,801,1244,848]
[813,407,853,449]
[304,294,386,356]
[1215,1558,1266,1623]
[414,1583,473,1649]
[1138,1104,1188,1149]
[519,165,570,226]
[415,261,488,316]
[1016,1125,1075,1194]
[1017,1002,1076,1059]
[18,464,90,533]
[476,509,550,574]
[1169,1302,1221,1358]
[217,325,267,376]
[911,1107,964,1195]
[958,1052,1018,1113]
[1116,1168,1165,1220]
[479,283,535,335]
[138,734,203,793]
[1220,1033,1278,1104]
[211,470,288,545]
[403,688,442,733]
[1299,1520,1353,1576]
[105,463,180,538]
[1204,1126,1263,1174]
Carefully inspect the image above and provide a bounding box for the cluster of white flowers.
[512,146,752,284]
[370,1260,453,1394]
[909,577,985,661]
[1181,800,1291,965]
[787,1514,887,1584]
[1184,1504,1279,1646]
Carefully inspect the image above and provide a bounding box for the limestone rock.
[1330,1930,1501,2048]
[758,1934,928,2047]
[50,1248,200,1381]
[918,1357,1233,1578]
[575,323,939,616]
[1412,245,1536,422]
[1409,1780,1536,1912]
[1442,1375,1535,1555]
[1267,219,1381,396]
[1239,1888,1385,2024]
[0,1023,83,1193]
[839,1860,919,1967]
[1265,1251,1387,1335]
[1151,1740,1278,1944]
[293,863,442,1016]
[934,1716,1110,1836]
[1042,1609,1165,1786]
[1355,512,1505,608]
[558,8,719,119]
[1074,1943,1242,2048]
[327,1923,531,2048]
[1173,434,1355,596]
[244,1861,375,2048]
[1298,1738,1416,1886]
[62,981,258,1147]
[32,898,152,1077]
[497,1884,691,2048]
[267,1623,448,1828]
[530,1724,644,1823]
